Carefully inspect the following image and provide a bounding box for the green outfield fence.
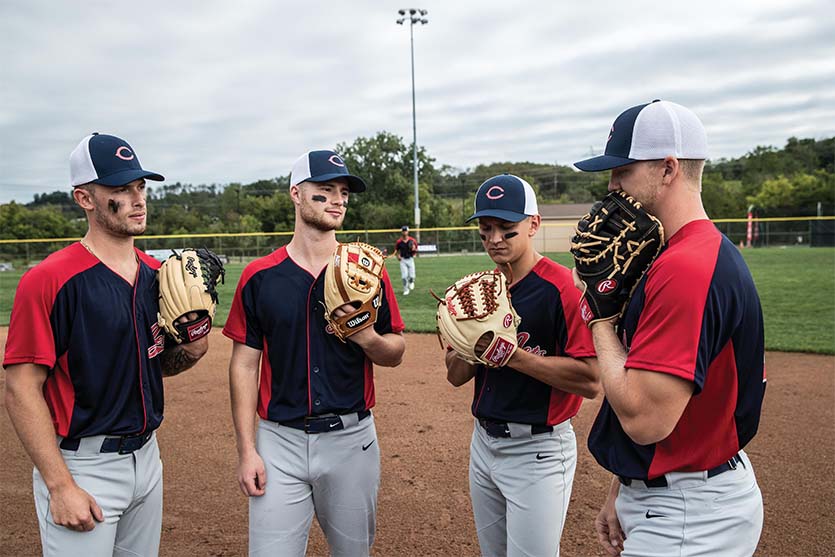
[0,216,833,267]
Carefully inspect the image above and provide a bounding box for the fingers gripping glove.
[570,191,664,326]
[157,248,226,343]
[435,270,521,368]
[324,242,386,342]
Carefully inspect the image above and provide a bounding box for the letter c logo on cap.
[485,185,505,200]
[328,154,345,167]
[115,146,135,161]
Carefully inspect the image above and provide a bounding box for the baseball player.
[573,100,766,556]
[224,149,406,556]
[395,225,418,295]
[445,174,599,557]
[3,133,209,556]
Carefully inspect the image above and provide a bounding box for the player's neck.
[81,230,138,283]
[656,189,709,240]
[499,250,541,286]
[287,227,338,275]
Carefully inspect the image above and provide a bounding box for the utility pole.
[396,8,428,242]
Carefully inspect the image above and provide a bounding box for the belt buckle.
[303,417,315,434]
[118,432,148,454]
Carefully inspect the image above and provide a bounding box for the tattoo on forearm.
[161,346,200,377]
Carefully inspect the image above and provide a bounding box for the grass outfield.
[1,247,833,354]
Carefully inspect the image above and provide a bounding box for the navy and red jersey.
[222,246,405,422]
[3,243,167,439]
[471,257,596,426]
[395,236,417,259]
[588,220,766,479]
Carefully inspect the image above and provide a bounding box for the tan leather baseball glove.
[324,242,386,341]
[157,248,225,343]
[435,270,521,368]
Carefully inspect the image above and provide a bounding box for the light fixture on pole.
[396,8,428,242]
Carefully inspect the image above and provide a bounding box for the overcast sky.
[1,0,834,204]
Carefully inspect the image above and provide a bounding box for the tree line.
[2,133,833,241]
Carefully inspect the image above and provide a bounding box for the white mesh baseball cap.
[289,149,367,192]
[575,100,708,171]
[70,132,164,187]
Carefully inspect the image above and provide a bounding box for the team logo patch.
[115,146,135,160]
[326,323,335,335]
[328,154,346,167]
[596,279,617,294]
[485,185,505,200]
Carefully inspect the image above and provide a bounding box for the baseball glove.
[570,191,664,326]
[434,270,521,368]
[157,248,226,343]
[323,242,386,342]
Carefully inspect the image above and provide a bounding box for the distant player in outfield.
[574,100,766,557]
[395,225,418,295]
[445,174,599,557]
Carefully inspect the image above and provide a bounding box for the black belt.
[478,418,553,438]
[281,410,371,434]
[619,453,743,488]
[59,431,154,455]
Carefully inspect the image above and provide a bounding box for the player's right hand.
[50,483,104,532]
[238,450,267,497]
[595,478,625,556]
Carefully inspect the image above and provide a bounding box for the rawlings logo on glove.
[324,242,386,342]
[570,191,664,326]
[157,248,226,343]
[433,270,521,368]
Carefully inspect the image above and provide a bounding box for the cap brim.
[574,155,638,172]
[306,172,367,193]
[466,209,529,223]
[93,169,165,186]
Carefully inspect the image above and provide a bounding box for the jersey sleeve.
[3,267,59,369]
[374,268,405,335]
[624,252,715,387]
[559,284,596,359]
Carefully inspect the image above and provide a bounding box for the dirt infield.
[1,329,833,556]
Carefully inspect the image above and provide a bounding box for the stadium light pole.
[396,8,428,242]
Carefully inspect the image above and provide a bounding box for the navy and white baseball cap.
[70,133,164,187]
[290,149,367,192]
[466,174,538,223]
[401,225,409,232]
[575,100,708,172]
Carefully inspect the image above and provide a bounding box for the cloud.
[1,0,833,203]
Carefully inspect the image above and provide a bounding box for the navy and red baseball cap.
[575,100,708,172]
[70,133,164,187]
[466,174,539,223]
[290,149,367,192]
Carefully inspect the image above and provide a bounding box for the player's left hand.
[333,303,377,346]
